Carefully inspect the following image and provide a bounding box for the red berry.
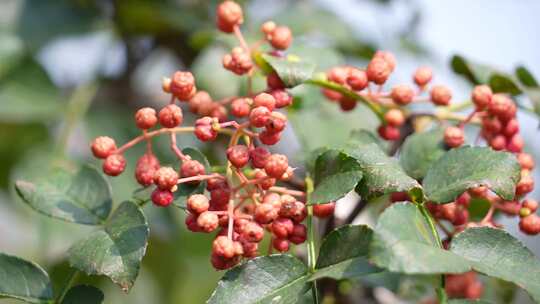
[227,145,250,168]
[197,211,219,232]
[249,106,271,127]
[384,109,405,127]
[151,188,173,207]
[241,240,258,258]
[471,85,492,109]
[180,159,205,180]
[366,57,391,85]
[212,236,236,258]
[339,97,357,111]
[346,68,368,91]
[327,67,348,84]
[481,116,502,135]
[444,126,465,148]
[373,51,396,72]
[264,154,289,178]
[289,224,307,244]
[523,199,539,213]
[430,85,452,106]
[456,192,471,207]
[230,98,251,117]
[272,238,290,252]
[322,88,342,101]
[188,91,213,115]
[498,200,521,216]
[259,130,282,145]
[241,222,264,242]
[222,47,253,75]
[313,202,336,218]
[153,166,178,190]
[502,119,519,137]
[250,147,271,168]
[255,203,278,224]
[451,209,469,226]
[103,154,126,176]
[216,0,243,33]
[516,174,534,196]
[210,186,231,207]
[464,280,484,300]
[210,253,239,270]
[272,217,294,238]
[91,136,117,159]
[210,104,228,123]
[517,153,535,170]
[507,134,524,153]
[260,21,277,36]
[489,94,516,121]
[468,186,488,198]
[187,194,210,214]
[268,26,292,50]
[254,169,276,190]
[520,214,540,235]
[489,135,507,151]
[391,84,415,105]
[170,71,196,100]
[254,92,276,111]
[390,192,410,203]
[413,66,432,87]
[185,213,201,232]
[271,90,293,108]
[267,72,285,90]
[135,153,160,186]
[195,116,218,142]
[135,107,158,130]
[158,104,183,128]
[265,112,287,133]
[378,125,400,141]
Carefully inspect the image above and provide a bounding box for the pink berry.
[253,93,276,111]
[264,154,289,178]
[346,68,368,91]
[267,72,285,90]
[259,130,282,145]
[517,153,535,170]
[212,236,236,258]
[373,51,396,72]
[313,202,335,218]
[268,26,292,50]
[366,57,391,85]
[430,85,452,106]
[197,211,219,232]
[103,154,126,176]
[413,66,432,87]
[180,159,205,181]
[153,166,179,190]
[471,85,492,109]
[187,194,210,214]
[194,116,218,142]
[523,199,539,213]
[91,136,117,159]
[135,107,158,130]
[289,224,307,244]
[151,188,173,207]
[241,222,264,242]
[520,214,540,235]
[216,0,243,33]
[188,91,213,115]
[254,203,278,224]
[507,134,524,153]
[489,94,516,122]
[170,71,196,100]
[272,238,290,252]
[230,98,251,117]
[272,217,294,238]
[391,84,415,105]
[271,90,293,108]
[250,147,270,168]
[158,104,183,128]
[444,126,465,148]
[384,109,405,127]
[249,106,271,127]
[378,125,400,141]
[227,145,250,168]
[135,153,160,186]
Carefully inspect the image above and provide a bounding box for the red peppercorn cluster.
[90,1,335,270]
[321,52,456,141]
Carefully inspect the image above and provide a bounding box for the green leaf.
[173,147,210,209]
[369,203,469,274]
[260,53,316,88]
[450,55,498,85]
[450,227,540,303]
[207,255,309,304]
[342,142,422,201]
[488,73,521,95]
[310,150,363,204]
[16,0,101,51]
[0,253,53,303]
[15,165,112,225]
[399,127,446,180]
[515,66,538,87]
[311,225,380,280]
[0,58,63,123]
[348,129,385,150]
[0,33,25,79]
[68,201,149,292]
[61,285,104,304]
[423,146,521,204]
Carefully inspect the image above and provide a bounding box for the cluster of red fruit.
[321,52,455,141]
[90,0,335,270]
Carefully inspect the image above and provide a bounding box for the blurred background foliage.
[0,0,539,303]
